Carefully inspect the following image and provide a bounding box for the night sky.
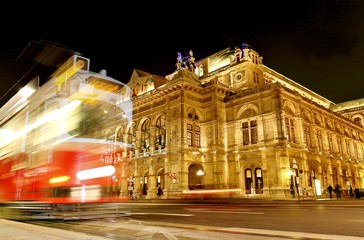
[1,1,364,106]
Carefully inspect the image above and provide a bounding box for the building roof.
[127,69,168,97]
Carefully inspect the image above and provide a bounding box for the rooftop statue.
[176,50,195,72]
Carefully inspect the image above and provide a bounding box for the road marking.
[128,213,194,216]
[188,210,264,214]
[135,226,179,240]
[185,208,263,214]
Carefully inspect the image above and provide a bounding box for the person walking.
[157,184,163,196]
[334,184,341,199]
[327,184,333,199]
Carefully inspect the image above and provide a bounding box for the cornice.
[132,78,231,107]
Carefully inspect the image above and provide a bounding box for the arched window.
[354,117,362,126]
[141,119,150,153]
[116,126,124,142]
[105,129,114,141]
[155,114,166,150]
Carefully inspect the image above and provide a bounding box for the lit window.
[242,120,258,145]
[155,114,166,150]
[285,117,295,143]
[187,123,200,147]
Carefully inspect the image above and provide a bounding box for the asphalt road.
[3,197,363,240]
[125,197,364,237]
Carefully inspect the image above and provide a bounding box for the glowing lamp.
[76,165,115,180]
[49,176,71,184]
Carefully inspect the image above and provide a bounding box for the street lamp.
[196,170,204,176]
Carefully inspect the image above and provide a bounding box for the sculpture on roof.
[176,52,183,71]
[176,50,195,73]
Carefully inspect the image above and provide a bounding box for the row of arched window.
[110,114,166,156]
[285,116,364,160]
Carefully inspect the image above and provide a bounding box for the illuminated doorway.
[245,169,252,194]
[188,164,204,190]
[255,168,263,194]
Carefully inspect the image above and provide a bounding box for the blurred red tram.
[0,54,132,219]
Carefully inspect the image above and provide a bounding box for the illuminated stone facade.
[118,43,364,199]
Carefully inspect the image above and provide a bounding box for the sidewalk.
[0,219,110,240]
[131,195,364,205]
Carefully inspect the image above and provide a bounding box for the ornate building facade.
[116,43,364,199]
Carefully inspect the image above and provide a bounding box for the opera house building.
[117,43,364,199]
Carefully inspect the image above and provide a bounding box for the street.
[126,198,364,237]
[12,198,364,239]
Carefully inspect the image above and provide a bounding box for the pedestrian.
[132,190,137,201]
[157,184,163,196]
[334,184,341,199]
[349,185,353,198]
[327,184,333,199]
